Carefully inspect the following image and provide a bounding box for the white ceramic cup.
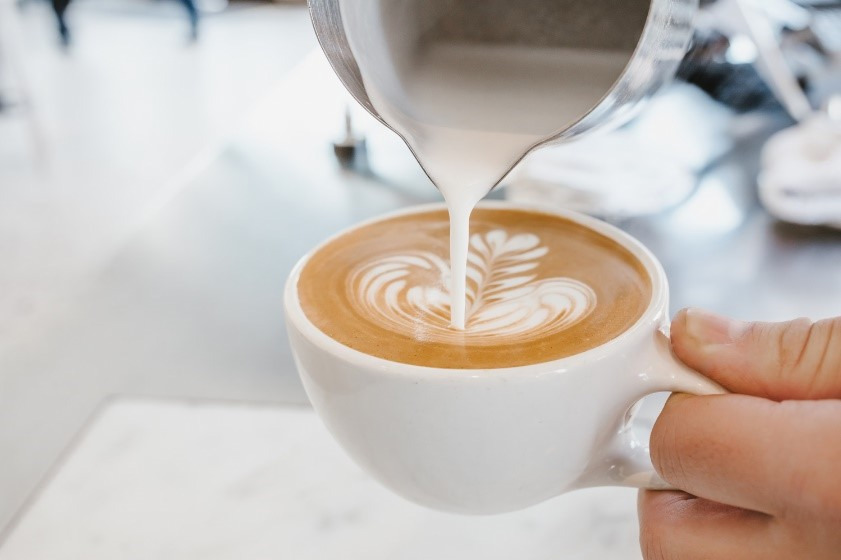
[284,202,725,515]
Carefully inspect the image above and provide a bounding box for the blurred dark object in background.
[679,0,841,116]
[51,0,71,45]
[678,34,781,114]
[39,0,202,47]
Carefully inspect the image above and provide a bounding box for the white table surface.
[0,398,644,560]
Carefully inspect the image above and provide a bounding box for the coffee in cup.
[298,206,652,369]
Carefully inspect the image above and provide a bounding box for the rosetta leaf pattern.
[350,229,596,344]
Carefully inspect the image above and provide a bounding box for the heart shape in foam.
[349,229,597,345]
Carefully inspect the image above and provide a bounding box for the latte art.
[297,207,651,369]
[350,230,597,344]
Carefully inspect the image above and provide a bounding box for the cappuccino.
[298,207,651,369]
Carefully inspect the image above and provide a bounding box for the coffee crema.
[298,208,652,369]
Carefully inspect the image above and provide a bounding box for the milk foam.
[349,229,596,343]
[337,1,630,330]
[298,207,652,368]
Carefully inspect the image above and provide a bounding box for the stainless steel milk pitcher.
[309,0,698,181]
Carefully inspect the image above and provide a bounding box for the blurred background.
[0,0,840,558]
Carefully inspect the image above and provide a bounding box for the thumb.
[671,308,841,400]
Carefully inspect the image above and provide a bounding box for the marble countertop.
[0,398,643,560]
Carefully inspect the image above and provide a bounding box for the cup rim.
[284,200,668,377]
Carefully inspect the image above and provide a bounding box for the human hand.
[639,309,841,560]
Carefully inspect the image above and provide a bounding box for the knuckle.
[761,318,841,398]
[788,319,841,397]
[776,319,811,368]
[815,318,841,378]
[743,319,777,342]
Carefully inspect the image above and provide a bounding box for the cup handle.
[582,327,727,490]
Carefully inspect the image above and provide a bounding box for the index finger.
[650,393,841,518]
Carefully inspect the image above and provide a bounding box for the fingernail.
[684,308,747,347]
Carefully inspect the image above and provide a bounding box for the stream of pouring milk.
[338,2,630,329]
